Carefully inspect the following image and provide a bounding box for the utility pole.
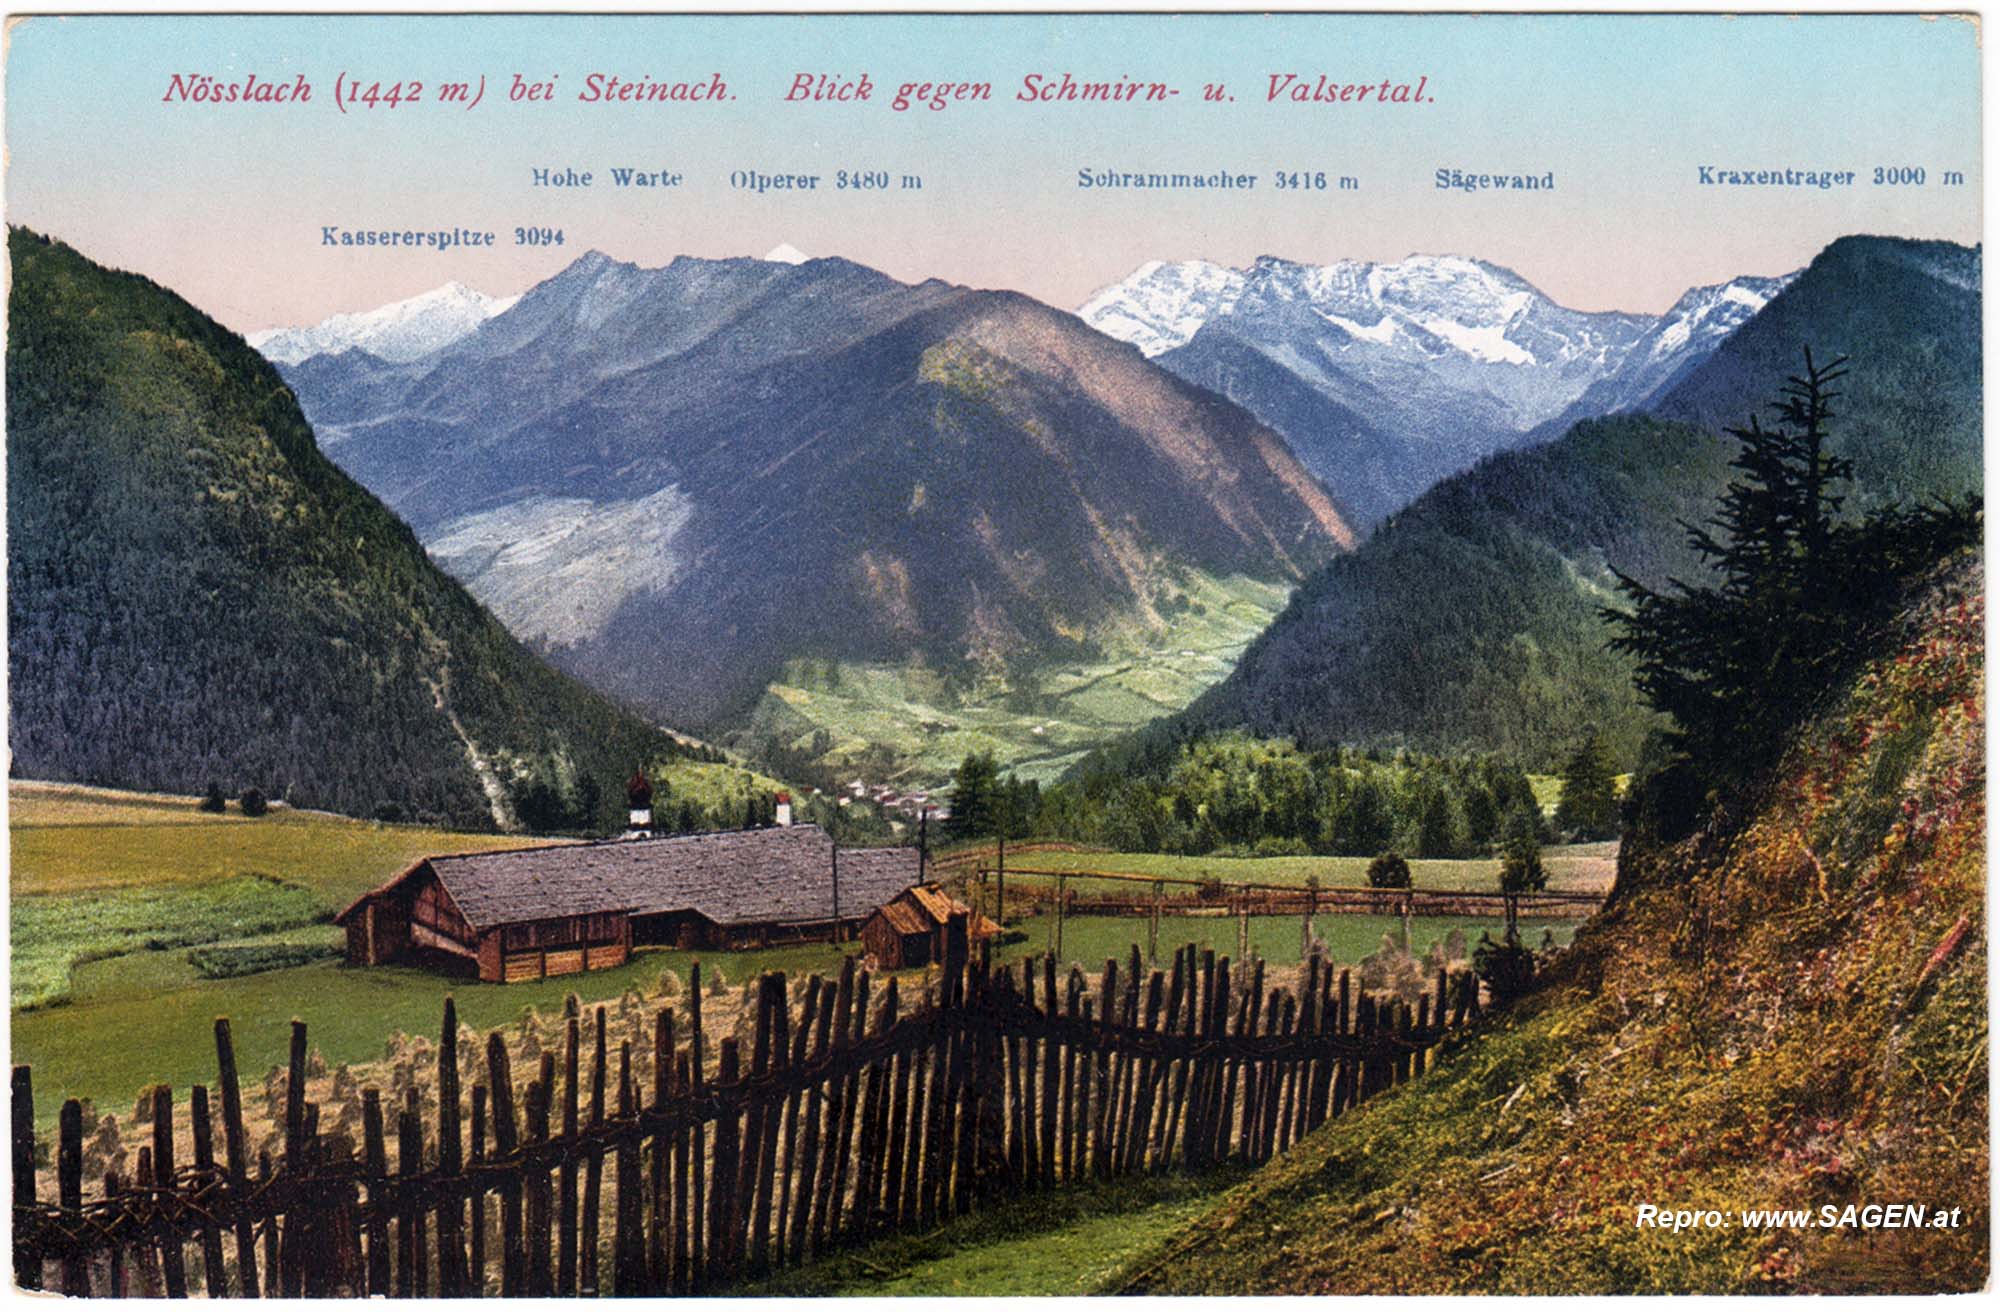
[1303,876,1319,960]
[1148,880,1162,966]
[996,829,1007,930]
[1053,873,1067,962]
[918,806,930,884]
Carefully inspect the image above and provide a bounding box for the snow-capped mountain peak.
[764,242,810,264]
[1557,270,1800,417]
[1075,250,1802,526]
[1075,259,1246,356]
[249,281,519,364]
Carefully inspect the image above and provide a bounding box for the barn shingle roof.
[406,825,919,932]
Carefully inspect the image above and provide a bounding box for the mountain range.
[270,250,1353,779]
[5,229,712,832]
[1166,235,1981,770]
[1079,254,1796,526]
[248,281,519,364]
[256,233,1977,786]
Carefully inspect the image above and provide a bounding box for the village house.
[860,883,1002,970]
[335,823,920,983]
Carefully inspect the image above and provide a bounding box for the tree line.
[945,730,1620,861]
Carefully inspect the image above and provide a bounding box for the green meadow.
[10,782,1596,1128]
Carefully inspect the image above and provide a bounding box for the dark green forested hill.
[6,228,709,830]
[1164,235,1981,772]
[1173,414,1731,769]
[1656,234,1980,508]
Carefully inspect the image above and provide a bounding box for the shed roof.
[905,884,961,924]
[871,883,1003,939]
[873,899,931,936]
[342,825,920,933]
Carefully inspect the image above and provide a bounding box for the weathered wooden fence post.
[523,1061,552,1296]
[12,1067,39,1292]
[436,997,467,1297]
[648,1006,674,1289]
[582,1005,608,1296]
[1054,874,1067,962]
[188,1085,228,1295]
[57,1097,86,1294]
[614,1043,644,1293]
[1148,881,1163,966]
[776,976,820,1260]
[484,1034,523,1297]
[745,974,781,1275]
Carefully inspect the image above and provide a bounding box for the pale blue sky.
[6,12,1981,331]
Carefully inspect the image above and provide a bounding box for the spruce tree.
[1497,802,1546,893]
[948,751,1002,841]
[1608,349,1979,811]
[1553,729,1618,839]
[1607,351,1853,780]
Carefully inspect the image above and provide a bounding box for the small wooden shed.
[861,884,1000,970]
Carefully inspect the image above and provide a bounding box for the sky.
[4,12,1982,333]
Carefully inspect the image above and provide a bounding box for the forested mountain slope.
[1172,414,1730,768]
[6,229,708,831]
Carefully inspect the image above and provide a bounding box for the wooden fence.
[928,840,1108,876]
[972,866,1605,921]
[13,917,1478,1297]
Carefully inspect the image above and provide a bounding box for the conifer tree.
[948,751,1002,840]
[1553,729,1619,839]
[1607,348,1978,812]
[1497,801,1547,893]
[1607,351,1853,779]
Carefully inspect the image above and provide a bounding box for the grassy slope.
[736,1169,1252,1296]
[8,783,559,1010]
[1119,558,1985,1294]
[7,782,557,901]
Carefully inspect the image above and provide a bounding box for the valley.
[735,571,1290,782]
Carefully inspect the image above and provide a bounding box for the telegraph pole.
[919,805,931,884]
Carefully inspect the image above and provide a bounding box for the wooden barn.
[861,884,1001,970]
[335,824,920,983]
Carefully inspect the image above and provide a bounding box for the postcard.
[3,8,1985,1298]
